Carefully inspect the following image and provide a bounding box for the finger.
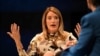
[67,41,74,46]
[74,28,78,35]
[18,25,20,32]
[76,23,81,33]
[14,23,17,31]
[77,23,81,29]
[44,51,54,56]
[7,32,13,37]
[76,24,79,32]
[77,23,81,33]
[77,23,81,32]
[11,23,14,33]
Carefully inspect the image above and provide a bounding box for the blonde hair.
[42,6,67,40]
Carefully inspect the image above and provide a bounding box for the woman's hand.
[43,51,54,56]
[7,23,23,51]
[74,23,81,37]
[7,23,21,42]
[65,40,75,49]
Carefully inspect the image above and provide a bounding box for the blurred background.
[0,0,90,56]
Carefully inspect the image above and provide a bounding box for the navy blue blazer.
[61,6,100,56]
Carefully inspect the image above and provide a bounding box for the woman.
[7,6,80,56]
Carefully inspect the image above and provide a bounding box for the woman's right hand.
[7,23,23,52]
[7,23,21,42]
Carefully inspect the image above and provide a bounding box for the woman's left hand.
[74,23,81,37]
[65,40,75,48]
[43,51,54,56]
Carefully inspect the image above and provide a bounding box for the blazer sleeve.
[61,16,94,56]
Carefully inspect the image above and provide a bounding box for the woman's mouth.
[50,24,56,27]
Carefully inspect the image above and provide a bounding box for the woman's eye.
[54,16,58,19]
[47,16,52,20]
[48,17,51,20]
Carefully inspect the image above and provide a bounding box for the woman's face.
[46,11,59,33]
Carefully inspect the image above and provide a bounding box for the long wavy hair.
[42,6,67,40]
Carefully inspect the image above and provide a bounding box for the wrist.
[15,40,23,49]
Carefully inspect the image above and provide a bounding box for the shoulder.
[80,11,100,27]
[30,32,44,43]
[63,31,74,37]
[81,11,100,22]
[63,31,72,35]
[63,31,77,41]
[81,12,92,21]
[63,31,70,34]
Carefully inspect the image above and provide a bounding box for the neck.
[49,32,55,36]
[91,6,96,11]
[89,4,96,12]
[48,30,56,35]
[48,32,58,37]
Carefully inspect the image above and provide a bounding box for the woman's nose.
[51,18,55,22]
